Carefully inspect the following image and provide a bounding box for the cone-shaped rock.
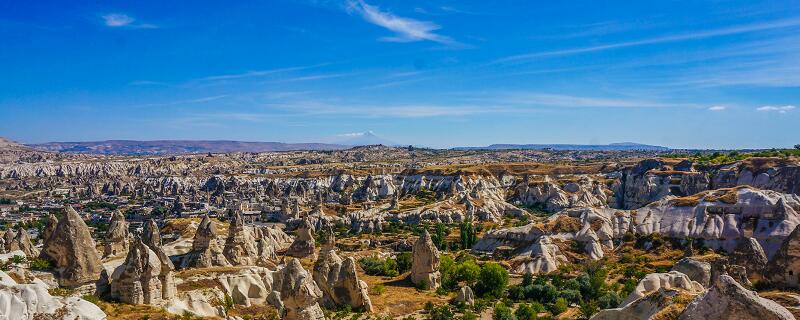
[274,258,325,320]
[410,230,441,289]
[180,214,230,268]
[287,218,316,259]
[313,248,373,312]
[41,206,103,287]
[111,236,174,305]
[679,274,794,320]
[766,224,800,288]
[223,211,258,265]
[7,228,39,258]
[103,210,130,258]
[142,219,176,300]
[41,214,58,246]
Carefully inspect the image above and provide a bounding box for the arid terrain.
[2,137,800,320]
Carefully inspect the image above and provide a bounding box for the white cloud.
[494,17,800,63]
[346,0,457,45]
[757,105,796,113]
[708,106,727,111]
[101,13,157,29]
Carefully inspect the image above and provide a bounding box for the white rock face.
[312,249,373,312]
[671,258,712,288]
[103,210,130,258]
[273,259,325,320]
[679,274,795,320]
[455,286,475,306]
[410,231,441,290]
[180,214,230,268]
[286,219,316,259]
[513,236,568,274]
[515,176,611,212]
[621,271,704,307]
[592,288,692,320]
[0,270,106,320]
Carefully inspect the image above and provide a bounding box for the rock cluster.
[273,259,325,320]
[40,206,104,287]
[6,229,38,258]
[679,274,795,320]
[766,224,800,288]
[312,248,373,312]
[410,230,441,289]
[513,236,568,274]
[103,210,130,258]
[180,214,230,268]
[111,236,174,305]
[671,258,712,288]
[287,218,316,259]
[0,270,106,320]
[223,211,259,266]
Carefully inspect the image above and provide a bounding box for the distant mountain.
[330,131,398,146]
[28,140,350,155]
[454,142,670,151]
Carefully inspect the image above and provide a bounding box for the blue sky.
[1,0,799,149]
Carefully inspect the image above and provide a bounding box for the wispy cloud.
[138,95,229,108]
[101,13,157,29]
[265,100,501,118]
[708,106,727,111]
[757,105,795,113]
[468,92,693,108]
[494,17,800,63]
[346,0,458,45]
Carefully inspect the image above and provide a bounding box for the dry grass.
[360,273,450,317]
[175,266,243,279]
[92,300,194,320]
[547,216,582,233]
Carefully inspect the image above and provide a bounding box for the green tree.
[550,297,568,316]
[476,263,509,298]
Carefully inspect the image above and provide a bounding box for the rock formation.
[410,230,441,289]
[40,213,58,246]
[103,210,130,258]
[286,218,316,259]
[40,206,104,287]
[456,286,475,306]
[766,224,800,288]
[620,271,704,306]
[730,237,768,278]
[273,259,325,320]
[312,248,373,312]
[671,258,712,288]
[7,229,38,258]
[181,214,230,268]
[223,211,258,266]
[142,219,177,301]
[0,270,106,320]
[513,236,568,274]
[2,229,15,252]
[111,236,171,305]
[679,274,795,320]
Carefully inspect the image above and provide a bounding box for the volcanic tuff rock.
[287,218,316,259]
[620,271,704,307]
[512,235,568,274]
[41,214,58,246]
[7,229,38,258]
[730,237,769,278]
[103,210,130,258]
[110,237,173,305]
[40,206,104,287]
[766,224,800,288]
[273,259,325,320]
[312,248,373,312]
[679,274,795,320]
[411,230,441,289]
[455,286,475,306]
[515,176,611,212]
[2,229,14,252]
[0,270,106,320]
[671,258,712,288]
[181,214,230,268]
[223,211,259,266]
[142,219,177,300]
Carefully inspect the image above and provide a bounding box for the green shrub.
[549,297,568,315]
[476,263,509,298]
[514,303,537,320]
[30,258,53,271]
[492,302,517,320]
